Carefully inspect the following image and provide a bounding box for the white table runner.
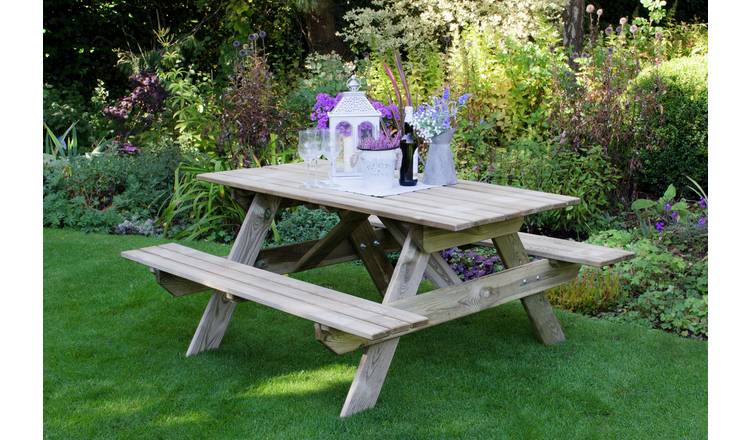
[329,175,439,197]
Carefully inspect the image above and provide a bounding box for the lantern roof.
[328,76,381,118]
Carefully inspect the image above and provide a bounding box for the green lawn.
[44,228,707,439]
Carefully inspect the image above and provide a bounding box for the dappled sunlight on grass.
[241,364,353,398]
[153,411,212,428]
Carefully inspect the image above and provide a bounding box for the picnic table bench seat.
[367,216,633,268]
[121,243,429,340]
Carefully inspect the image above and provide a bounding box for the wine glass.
[298,129,321,188]
[318,128,339,187]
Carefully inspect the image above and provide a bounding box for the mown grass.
[44,229,707,439]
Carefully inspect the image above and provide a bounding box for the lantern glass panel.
[334,121,355,173]
[358,122,374,141]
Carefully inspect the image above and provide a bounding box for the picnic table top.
[198,162,579,231]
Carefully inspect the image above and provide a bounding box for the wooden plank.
[151,269,207,297]
[414,217,524,253]
[348,220,394,296]
[435,233,634,268]
[292,211,369,272]
[339,226,430,417]
[517,233,634,267]
[124,246,425,339]
[378,217,461,288]
[317,259,581,354]
[198,164,579,231]
[158,244,428,328]
[216,168,474,227]
[185,194,281,356]
[492,233,566,345]
[254,229,400,274]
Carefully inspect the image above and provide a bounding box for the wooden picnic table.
[122,162,633,417]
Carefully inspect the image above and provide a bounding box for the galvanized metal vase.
[423,128,457,186]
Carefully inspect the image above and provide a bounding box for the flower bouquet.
[412,89,470,185]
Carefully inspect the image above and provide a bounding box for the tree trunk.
[563,0,584,68]
[299,0,351,57]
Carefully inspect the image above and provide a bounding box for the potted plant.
[356,130,401,192]
[412,89,471,186]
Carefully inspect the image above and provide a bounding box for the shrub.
[285,52,356,128]
[632,55,707,194]
[159,155,245,243]
[488,141,619,236]
[273,206,340,245]
[218,46,288,168]
[588,228,708,338]
[547,269,626,315]
[43,143,181,233]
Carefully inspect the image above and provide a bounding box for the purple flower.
[232,40,241,48]
[358,130,400,150]
[335,122,352,137]
[118,141,139,155]
[698,197,707,209]
[697,217,706,227]
[442,87,450,100]
[258,31,266,39]
[670,211,679,221]
[663,203,672,211]
[655,221,665,232]
[248,33,258,41]
[310,93,342,128]
[457,93,471,106]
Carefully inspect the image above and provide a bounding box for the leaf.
[631,199,656,211]
[662,184,676,202]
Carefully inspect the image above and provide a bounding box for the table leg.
[340,225,430,417]
[379,217,462,288]
[185,194,282,357]
[492,233,565,345]
[291,211,368,273]
[348,219,394,296]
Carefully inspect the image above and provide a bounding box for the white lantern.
[328,75,382,178]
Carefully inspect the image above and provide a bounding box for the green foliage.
[588,229,708,338]
[43,122,79,161]
[547,269,626,315]
[43,83,113,148]
[159,156,246,243]
[340,0,563,54]
[273,206,340,245]
[44,143,181,233]
[632,55,708,194]
[285,52,356,128]
[489,142,618,235]
[448,31,565,149]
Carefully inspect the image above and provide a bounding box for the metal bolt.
[522,279,527,285]
[372,240,381,247]
[360,243,367,249]
[536,275,541,280]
